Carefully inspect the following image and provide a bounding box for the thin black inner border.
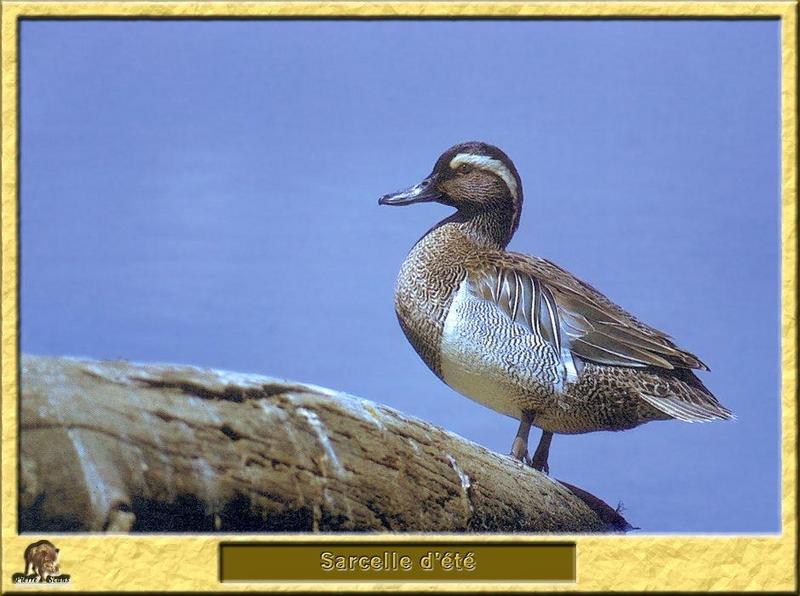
[6,14,795,590]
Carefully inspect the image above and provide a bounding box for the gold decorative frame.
[1,1,796,592]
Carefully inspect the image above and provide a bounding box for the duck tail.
[639,368,734,423]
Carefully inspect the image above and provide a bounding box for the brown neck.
[436,203,517,249]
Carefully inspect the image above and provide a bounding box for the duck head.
[379,141,524,245]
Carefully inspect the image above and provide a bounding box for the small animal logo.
[11,540,70,584]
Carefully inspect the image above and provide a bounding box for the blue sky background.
[20,20,781,533]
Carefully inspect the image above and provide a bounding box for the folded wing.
[468,260,708,372]
[465,255,732,422]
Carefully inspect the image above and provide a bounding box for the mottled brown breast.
[393,224,475,377]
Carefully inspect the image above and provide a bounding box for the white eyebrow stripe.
[449,153,518,200]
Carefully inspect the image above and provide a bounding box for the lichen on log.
[19,355,630,533]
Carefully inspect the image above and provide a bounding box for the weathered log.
[19,355,630,533]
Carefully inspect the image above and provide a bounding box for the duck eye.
[457,163,473,174]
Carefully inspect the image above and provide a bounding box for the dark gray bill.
[378,175,441,206]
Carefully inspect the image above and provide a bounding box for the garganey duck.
[379,141,732,473]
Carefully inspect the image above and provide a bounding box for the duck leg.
[530,430,553,474]
[510,416,532,463]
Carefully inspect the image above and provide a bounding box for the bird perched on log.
[379,141,733,473]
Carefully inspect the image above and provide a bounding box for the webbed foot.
[510,436,528,462]
[510,416,533,464]
[529,430,553,474]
